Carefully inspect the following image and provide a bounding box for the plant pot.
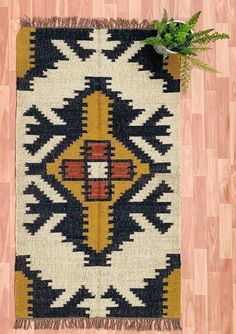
[153,20,187,56]
[153,44,178,56]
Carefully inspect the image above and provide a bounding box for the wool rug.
[15,17,181,331]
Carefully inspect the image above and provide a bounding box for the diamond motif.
[46,91,150,252]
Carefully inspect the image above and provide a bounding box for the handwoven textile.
[15,24,181,331]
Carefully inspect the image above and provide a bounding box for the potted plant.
[141,10,229,93]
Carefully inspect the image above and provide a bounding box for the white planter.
[153,44,177,56]
[153,20,187,56]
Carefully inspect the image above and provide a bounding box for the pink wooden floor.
[0,0,235,333]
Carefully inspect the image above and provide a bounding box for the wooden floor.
[0,0,235,333]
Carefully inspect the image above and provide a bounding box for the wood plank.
[182,279,195,329]
[219,259,233,334]
[192,115,206,176]
[195,295,208,334]
[219,204,232,258]
[207,217,220,272]
[206,149,219,217]
[182,198,194,279]
[193,176,207,248]
[208,272,220,332]
[216,23,229,77]
[216,77,230,158]
[194,249,207,295]
[218,159,231,203]
[181,145,193,197]
[204,90,217,150]
[0,7,8,85]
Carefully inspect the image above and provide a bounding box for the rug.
[15,17,181,331]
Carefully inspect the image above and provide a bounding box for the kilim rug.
[15,17,181,331]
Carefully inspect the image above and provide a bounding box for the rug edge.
[14,317,182,331]
[20,16,155,29]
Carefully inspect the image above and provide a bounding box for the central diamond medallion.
[46,91,150,253]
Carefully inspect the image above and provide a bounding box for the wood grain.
[0,0,235,333]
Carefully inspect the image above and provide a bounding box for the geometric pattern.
[16,27,180,325]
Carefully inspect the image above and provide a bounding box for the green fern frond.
[180,56,192,93]
[193,32,229,44]
[153,20,161,31]
[178,45,212,56]
[190,46,212,52]
[162,9,168,25]
[140,37,163,45]
[187,56,218,72]
[186,11,201,30]
[193,28,214,38]
[158,9,169,34]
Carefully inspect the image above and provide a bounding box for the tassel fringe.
[14,317,182,331]
[20,16,154,29]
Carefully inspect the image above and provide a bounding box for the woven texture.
[15,27,181,330]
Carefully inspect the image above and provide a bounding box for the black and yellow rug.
[15,18,181,331]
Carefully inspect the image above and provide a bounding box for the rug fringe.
[20,16,154,29]
[14,317,182,331]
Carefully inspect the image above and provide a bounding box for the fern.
[140,37,163,45]
[161,9,168,25]
[180,56,192,93]
[190,46,212,52]
[140,9,230,92]
[187,56,219,72]
[182,46,212,56]
[193,32,229,44]
[186,11,201,30]
[193,28,215,38]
